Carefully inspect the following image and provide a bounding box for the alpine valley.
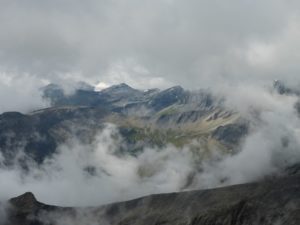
[1,81,300,225]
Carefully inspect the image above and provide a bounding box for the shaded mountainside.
[4,174,300,225]
[0,84,248,165]
[0,107,109,164]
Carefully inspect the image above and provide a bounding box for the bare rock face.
[3,175,300,225]
[211,123,248,147]
[5,193,57,225]
[9,192,39,214]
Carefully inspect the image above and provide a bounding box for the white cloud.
[0,124,195,206]
[2,87,300,207]
[95,82,109,91]
[99,60,173,89]
[0,0,299,89]
[0,72,48,113]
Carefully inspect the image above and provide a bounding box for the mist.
[0,72,48,114]
[0,124,196,206]
[192,85,300,186]
[1,84,300,207]
[1,0,300,113]
[0,202,7,225]
[0,0,300,90]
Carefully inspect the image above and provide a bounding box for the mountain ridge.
[3,174,300,225]
[0,83,245,165]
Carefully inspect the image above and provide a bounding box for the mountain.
[4,174,300,225]
[2,82,300,224]
[273,80,300,96]
[0,83,246,165]
[0,107,109,165]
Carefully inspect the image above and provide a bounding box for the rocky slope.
[3,174,300,225]
[0,106,109,165]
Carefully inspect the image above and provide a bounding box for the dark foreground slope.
[3,175,300,225]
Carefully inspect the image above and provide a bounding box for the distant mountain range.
[0,83,248,166]
[2,81,300,225]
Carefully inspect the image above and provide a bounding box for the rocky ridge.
[3,174,300,225]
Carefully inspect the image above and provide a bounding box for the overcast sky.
[0,0,300,89]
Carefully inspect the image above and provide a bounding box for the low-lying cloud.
[0,124,196,206]
[1,85,300,207]
[194,85,300,187]
[0,202,7,225]
[0,72,48,114]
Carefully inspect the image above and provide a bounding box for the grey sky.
[0,0,300,89]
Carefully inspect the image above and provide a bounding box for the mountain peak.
[101,83,140,95]
[119,83,130,87]
[165,85,183,92]
[9,192,39,212]
[273,80,287,94]
[110,83,133,90]
[273,80,300,95]
[75,81,94,91]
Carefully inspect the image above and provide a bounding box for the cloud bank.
[0,0,300,89]
[0,124,196,206]
[0,72,48,113]
[1,86,300,207]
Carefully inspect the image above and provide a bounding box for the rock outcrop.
[3,174,300,225]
